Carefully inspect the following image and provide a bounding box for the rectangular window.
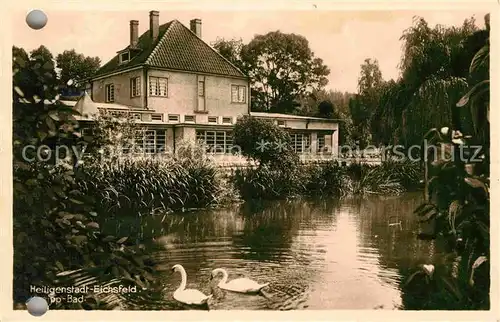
[184,115,195,123]
[291,133,311,154]
[277,120,286,127]
[149,76,168,96]
[131,129,166,154]
[131,113,142,120]
[105,84,114,102]
[208,116,218,124]
[231,85,246,103]
[151,113,163,121]
[317,134,326,152]
[130,77,141,97]
[120,51,130,63]
[198,80,205,97]
[168,114,180,122]
[196,130,234,154]
[222,117,232,124]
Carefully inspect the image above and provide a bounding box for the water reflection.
[104,192,448,310]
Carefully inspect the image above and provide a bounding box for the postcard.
[2,1,498,321]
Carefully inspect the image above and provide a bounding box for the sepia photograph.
[7,1,494,317]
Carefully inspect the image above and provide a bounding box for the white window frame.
[130,77,141,97]
[222,117,232,124]
[291,133,311,154]
[198,79,205,97]
[196,130,234,154]
[119,51,130,64]
[105,84,114,102]
[231,85,246,103]
[149,76,168,97]
[208,116,218,124]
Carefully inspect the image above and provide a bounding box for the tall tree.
[29,45,54,63]
[240,31,330,113]
[56,49,101,91]
[211,37,247,73]
[350,58,385,148]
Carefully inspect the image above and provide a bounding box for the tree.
[30,45,54,62]
[240,31,330,113]
[211,37,247,73]
[317,100,334,118]
[56,49,101,91]
[349,58,385,148]
[232,115,298,168]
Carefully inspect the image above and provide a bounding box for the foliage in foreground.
[404,18,490,309]
[12,46,161,309]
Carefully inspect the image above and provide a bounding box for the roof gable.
[94,20,246,79]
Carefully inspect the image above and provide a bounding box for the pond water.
[103,192,452,310]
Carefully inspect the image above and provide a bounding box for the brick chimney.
[130,20,139,48]
[149,11,159,42]
[190,18,202,38]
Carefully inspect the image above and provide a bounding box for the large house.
[63,11,340,163]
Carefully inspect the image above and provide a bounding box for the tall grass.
[76,144,237,217]
[232,159,422,200]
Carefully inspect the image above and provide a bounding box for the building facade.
[66,11,340,163]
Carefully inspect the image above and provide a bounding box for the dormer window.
[119,51,130,64]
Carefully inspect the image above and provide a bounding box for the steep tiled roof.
[94,20,246,79]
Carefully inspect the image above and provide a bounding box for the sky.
[12,9,488,93]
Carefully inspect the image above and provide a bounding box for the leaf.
[464,177,489,195]
[48,110,60,121]
[69,198,84,205]
[86,222,100,229]
[456,80,490,107]
[116,237,128,244]
[55,261,64,271]
[71,235,88,245]
[418,207,438,222]
[46,116,56,132]
[89,211,98,217]
[102,235,115,242]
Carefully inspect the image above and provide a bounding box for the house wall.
[91,69,144,108]
[147,69,249,123]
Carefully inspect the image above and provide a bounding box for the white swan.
[211,268,269,293]
[172,264,212,306]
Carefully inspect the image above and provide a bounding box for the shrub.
[232,115,299,167]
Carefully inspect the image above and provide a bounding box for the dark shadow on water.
[98,192,456,310]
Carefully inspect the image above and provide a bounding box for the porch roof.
[250,112,341,122]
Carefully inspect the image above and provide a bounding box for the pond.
[103,192,452,310]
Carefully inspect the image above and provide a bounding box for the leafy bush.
[232,115,299,168]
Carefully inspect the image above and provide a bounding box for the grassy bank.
[233,159,423,200]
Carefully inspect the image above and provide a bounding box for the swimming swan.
[211,268,269,293]
[172,264,212,306]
